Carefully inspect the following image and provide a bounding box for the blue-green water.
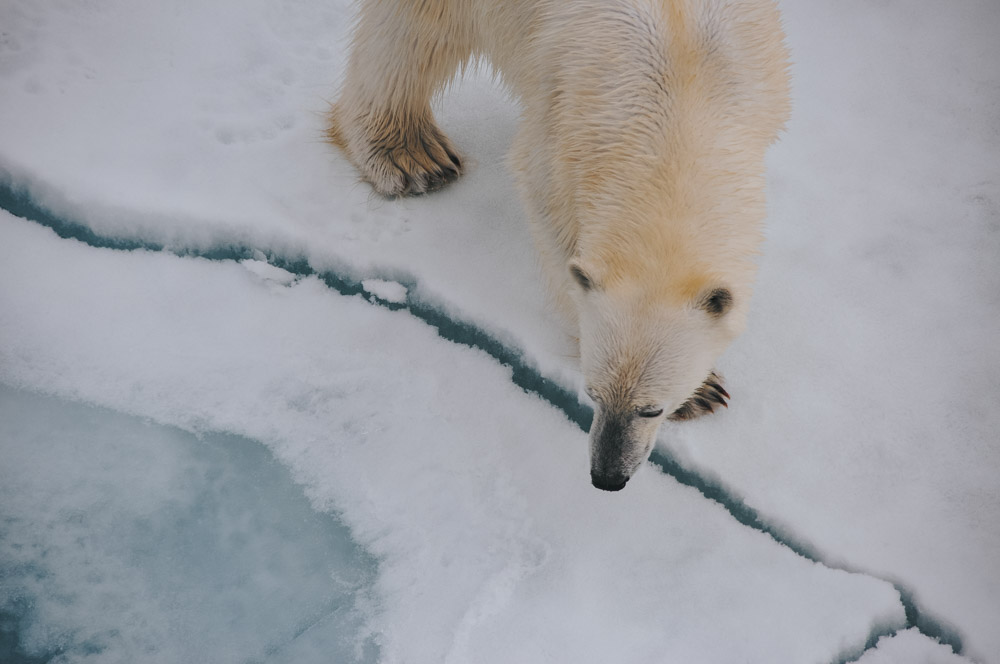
[0,385,379,664]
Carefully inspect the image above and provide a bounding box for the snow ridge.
[0,177,964,662]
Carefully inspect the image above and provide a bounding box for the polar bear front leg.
[329,104,464,197]
[329,0,471,197]
[668,371,730,421]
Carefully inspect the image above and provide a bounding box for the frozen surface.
[1,0,998,661]
[361,279,408,304]
[0,385,377,664]
[0,0,567,375]
[0,214,905,663]
[855,630,975,664]
[660,3,1000,659]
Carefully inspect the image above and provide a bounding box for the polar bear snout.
[588,408,656,492]
[591,472,629,492]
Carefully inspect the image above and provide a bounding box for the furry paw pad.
[330,108,463,197]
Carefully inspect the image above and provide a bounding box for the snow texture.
[361,279,408,304]
[0,214,903,663]
[855,629,976,664]
[0,0,998,662]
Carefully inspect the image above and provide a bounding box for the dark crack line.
[0,176,968,663]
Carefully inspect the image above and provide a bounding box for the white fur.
[330,0,791,489]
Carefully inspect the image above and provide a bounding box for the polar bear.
[329,0,790,491]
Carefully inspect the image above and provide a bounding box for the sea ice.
[0,213,905,663]
[0,386,376,664]
[1,0,997,660]
[361,279,408,304]
[855,629,974,664]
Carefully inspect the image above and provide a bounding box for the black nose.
[591,473,629,492]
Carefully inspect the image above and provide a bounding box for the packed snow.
[0,214,904,663]
[855,630,976,664]
[361,279,408,305]
[0,0,997,662]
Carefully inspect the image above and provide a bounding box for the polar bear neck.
[503,1,778,279]
[485,0,788,314]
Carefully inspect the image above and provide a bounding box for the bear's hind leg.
[330,0,471,197]
[668,371,730,421]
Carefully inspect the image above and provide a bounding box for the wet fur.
[329,0,790,486]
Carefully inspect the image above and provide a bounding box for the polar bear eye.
[569,263,594,291]
[637,406,664,418]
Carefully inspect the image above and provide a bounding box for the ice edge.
[0,176,965,663]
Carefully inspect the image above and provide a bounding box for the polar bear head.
[569,256,749,491]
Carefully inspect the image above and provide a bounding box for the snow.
[855,630,975,664]
[241,257,299,285]
[658,3,1000,659]
[361,279,408,304]
[0,214,904,663]
[1,0,998,662]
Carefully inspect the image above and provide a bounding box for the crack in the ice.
[0,177,966,662]
[831,619,902,664]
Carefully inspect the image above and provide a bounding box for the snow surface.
[856,630,975,664]
[361,279,408,304]
[0,214,904,663]
[0,0,998,662]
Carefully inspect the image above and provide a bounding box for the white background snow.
[0,1,997,663]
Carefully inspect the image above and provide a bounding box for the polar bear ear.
[569,261,596,291]
[700,287,733,317]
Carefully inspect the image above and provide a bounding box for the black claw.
[707,374,730,399]
[706,390,728,407]
[668,373,731,422]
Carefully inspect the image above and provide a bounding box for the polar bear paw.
[329,106,463,197]
[669,371,730,421]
